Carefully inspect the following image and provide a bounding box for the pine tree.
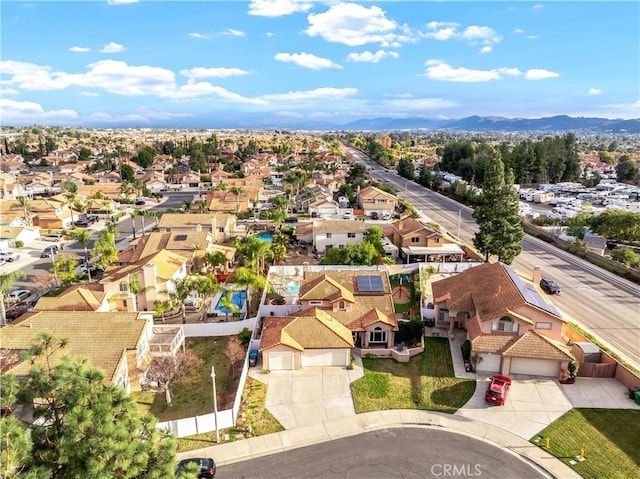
[0,333,185,478]
[472,154,524,264]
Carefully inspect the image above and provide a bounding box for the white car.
[381,212,392,220]
[7,290,32,303]
[0,250,20,262]
[343,211,353,219]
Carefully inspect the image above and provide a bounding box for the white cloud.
[533,4,544,9]
[514,28,524,34]
[305,3,399,47]
[274,52,342,70]
[261,87,358,102]
[424,22,459,41]
[223,29,245,37]
[588,88,603,96]
[69,46,90,53]
[0,99,78,125]
[346,50,399,63]
[424,60,522,82]
[461,25,502,45]
[480,46,492,54]
[107,0,139,4]
[180,67,249,79]
[248,0,313,17]
[424,22,501,46]
[100,42,125,53]
[79,91,100,96]
[266,32,275,37]
[188,32,211,40]
[1,88,19,95]
[524,68,559,80]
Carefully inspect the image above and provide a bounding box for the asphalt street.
[216,427,549,479]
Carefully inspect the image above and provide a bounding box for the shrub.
[395,318,424,346]
[14,240,24,248]
[461,340,471,361]
[238,327,252,346]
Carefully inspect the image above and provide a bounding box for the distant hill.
[338,115,640,133]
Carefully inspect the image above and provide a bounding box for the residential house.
[357,185,398,218]
[308,198,340,218]
[99,249,189,313]
[0,311,154,393]
[431,262,573,378]
[386,217,465,263]
[313,219,366,254]
[0,154,26,174]
[157,213,237,243]
[28,197,76,230]
[260,268,399,370]
[33,283,110,312]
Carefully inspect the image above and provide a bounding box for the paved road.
[217,427,549,479]
[350,148,640,369]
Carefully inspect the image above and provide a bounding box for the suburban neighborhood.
[1,126,639,479]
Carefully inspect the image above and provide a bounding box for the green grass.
[532,409,640,479]
[133,337,232,422]
[351,337,476,414]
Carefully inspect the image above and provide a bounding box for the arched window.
[369,327,387,343]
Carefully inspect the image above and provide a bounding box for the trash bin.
[635,391,640,406]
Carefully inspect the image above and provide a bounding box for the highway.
[350,148,640,369]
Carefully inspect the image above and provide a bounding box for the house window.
[326,233,333,238]
[347,233,356,238]
[119,282,129,292]
[438,308,450,322]
[492,316,518,333]
[433,237,440,244]
[309,300,323,305]
[218,227,224,233]
[411,237,420,243]
[369,327,387,343]
[338,300,347,310]
[326,245,333,250]
[535,322,552,330]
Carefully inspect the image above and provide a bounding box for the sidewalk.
[178,409,580,479]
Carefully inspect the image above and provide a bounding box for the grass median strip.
[351,337,476,414]
[532,409,640,479]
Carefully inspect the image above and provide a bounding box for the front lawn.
[351,337,476,414]
[133,337,235,422]
[532,409,640,479]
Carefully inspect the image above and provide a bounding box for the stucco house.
[260,268,398,370]
[312,219,366,254]
[386,217,465,263]
[157,213,237,244]
[357,185,398,218]
[431,262,573,378]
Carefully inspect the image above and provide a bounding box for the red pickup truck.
[485,375,512,405]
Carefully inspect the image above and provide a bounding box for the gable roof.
[0,311,148,380]
[260,308,354,351]
[313,219,366,234]
[33,284,106,312]
[103,249,186,283]
[120,231,213,263]
[300,274,355,303]
[502,331,573,360]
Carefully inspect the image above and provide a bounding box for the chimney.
[532,266,542,284]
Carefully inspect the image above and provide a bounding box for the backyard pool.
[255,232,273,242]
[214,289,247,317]
[285,280,300,294]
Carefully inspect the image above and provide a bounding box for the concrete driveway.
[252,367,357,429]
[456,375,640,440]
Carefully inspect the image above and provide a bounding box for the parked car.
[75,219,90,227]
[175,457,216,478]
[41,245,60,258]
[284,216,299,223]
[381,212,392,220]
[370,212,379,220]
[0,257,6,266]
[343,210,353,219]
[87,214,100,223]
[0,250,20,262]
[540,277,561,295]
[485,375,512,405]
[7,290,32,303]
[42,233,64,242]
[135,199,146,206]
[249,350,258,367]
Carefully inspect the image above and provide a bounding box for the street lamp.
[457,208,462,239]
[211,366,220,443]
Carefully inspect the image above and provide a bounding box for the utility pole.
[457,208,462,239]
[211,366,220,443]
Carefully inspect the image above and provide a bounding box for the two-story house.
[357,185,398,218]
[157,213,237,244]
[386,217,465,263]
[313,219,366,254]
[431,262,573,378]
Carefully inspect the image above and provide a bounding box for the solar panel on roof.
[505,266,561,317]
[175,234,188,241]
[357,275,384,292]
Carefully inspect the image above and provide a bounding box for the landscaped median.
[351,337,476,414]
[531,409,640,479]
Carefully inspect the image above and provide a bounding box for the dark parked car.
[485,375,512,406]
[540,277,561,295]
[175,457,216,478]
[135,199,146,206]
[284,216,299,223]
[370,212,379,220]
[40,245,60,258]
[75,219,90,227]
[249,350,258,367]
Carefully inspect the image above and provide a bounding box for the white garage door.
[302,349,347,367]
[477,353,501,373]
[268,351,294,370]
[511,358,559,377]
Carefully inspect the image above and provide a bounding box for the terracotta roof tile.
[503,331,574,360]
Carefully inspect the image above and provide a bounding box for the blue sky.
[1,1,639,127]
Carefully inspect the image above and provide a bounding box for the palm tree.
[129,209,142,239]
[202,251,228,274]
[119,274,154,312]
[11,196,32,226]
[230,186,244,213]
[74,229,92,281]
[1,271,27,325]
[231,267,265,317]
[218,289,239,322]
[181,200,192,212]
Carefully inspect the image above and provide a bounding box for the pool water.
[285,281,300,294]
[215,290,247,314]
[255,232,273,242]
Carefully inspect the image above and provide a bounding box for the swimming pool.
[284,281,300,294]
[214,290,247,315]
[255,232,273,243]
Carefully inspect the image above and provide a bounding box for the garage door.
[302,349,347,367]
[511,358,559,377]
[268,351,294,370]
[477,353,501,373]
